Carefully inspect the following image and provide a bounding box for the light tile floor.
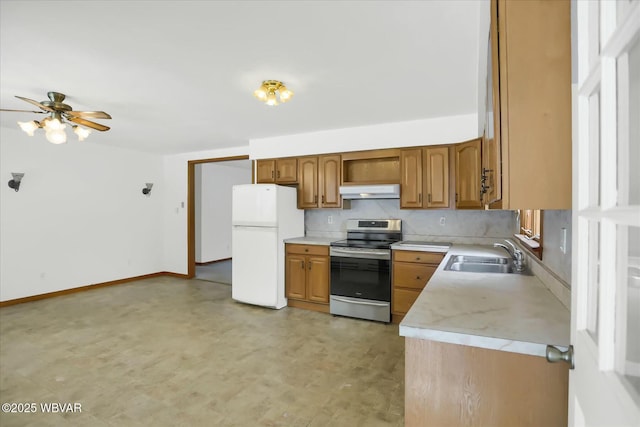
[195,260,232,284]
[0,277,404,426]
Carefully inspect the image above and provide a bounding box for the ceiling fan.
[0,91,111,143]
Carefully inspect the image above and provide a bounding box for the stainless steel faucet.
[494,239,526,272]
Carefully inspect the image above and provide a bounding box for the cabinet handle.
[322,195,325,204]
[546,345,575,369]
[428,193,432,203]
[455,193,458,202]
[300,260,305,269]
[415,257,421,261]
[418,193,422,203]
[271,170,274,179]
[314,195,318,203]
[277,170,281,178]
[416,276,421,280]
[304,248,309,252]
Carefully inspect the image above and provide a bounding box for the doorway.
[187,156,251,278]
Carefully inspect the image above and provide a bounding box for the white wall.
[0,128,163,301]
[249,115,479,159]
[162,146,249,274]
[195,162,251,262]
[543,210,572,285]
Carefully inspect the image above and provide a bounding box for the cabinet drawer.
[393,263,437,290]
[394,250,444,264]
[286,244,328,256]
[393,288,421,315]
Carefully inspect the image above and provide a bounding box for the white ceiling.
[0,1,482,155]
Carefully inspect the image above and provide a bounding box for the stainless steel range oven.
[330,219,402,323]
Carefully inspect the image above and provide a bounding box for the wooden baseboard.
[287,299,330,313]
[0,272,190,307]
[195,257,231,266]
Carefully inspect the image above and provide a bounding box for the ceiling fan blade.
[15,95,54,112]
[0,108,47,114]
[66,116,110,132]
[65,110,112,120]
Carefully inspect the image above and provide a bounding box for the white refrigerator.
[231,184,304,309]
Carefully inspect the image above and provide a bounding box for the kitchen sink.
[447,255,509,265]
[444,255,532,275]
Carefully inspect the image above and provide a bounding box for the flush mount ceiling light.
[1,91,111,144]
[253,80,294,106]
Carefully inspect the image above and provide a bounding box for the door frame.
[187,155,251,278]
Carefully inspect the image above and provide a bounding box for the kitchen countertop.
[391,241,451,252]
[399,244,570,357]
[283,236,336,246]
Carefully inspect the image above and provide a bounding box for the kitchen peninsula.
[399,244,570,426]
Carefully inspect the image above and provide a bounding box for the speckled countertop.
[399,244,570,357]
[283,236,336,245]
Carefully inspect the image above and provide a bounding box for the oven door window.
[330,256,391,301]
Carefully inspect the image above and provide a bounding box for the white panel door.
[571,1,640,425]
[231,226,278,307]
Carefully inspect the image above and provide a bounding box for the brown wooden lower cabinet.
[285,244,330,313]
[392,250,444,321]
[405,338,569,427]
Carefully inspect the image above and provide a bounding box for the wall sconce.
[142,183,153,196]
[8,173,24,192]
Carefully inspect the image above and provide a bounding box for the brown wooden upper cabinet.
[256,158,298,184]
[298,155,342,209]
[455,139,483,209]
[485,0,571,209]
[400,146,450,209]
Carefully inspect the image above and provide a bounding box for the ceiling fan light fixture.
[254,80,293,106]
[45,127,67,144]
[18,120,39,136]
[73,125,91,141]
[43,117,64,132]
[3,91,112,144]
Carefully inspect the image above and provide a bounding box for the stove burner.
[330,219,402,250]
[330,239,398,250]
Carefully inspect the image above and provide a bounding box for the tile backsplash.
[305,199,516,243]
[305,200,573,292]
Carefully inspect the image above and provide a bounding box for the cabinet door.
[298,157,318,208]
[483,7,502,207]
[496,0,571,210]
[256,159,275,183]
[424,146,450,208]
[400,148,424,208]
[455,139,483,209]
[393,288,421,315]
[276,158,297,183]
[307,255,329,303]
[319,155,341,208]
[393,263,438,290]
[285,254,306,300]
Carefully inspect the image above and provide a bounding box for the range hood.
[339,184,400,199]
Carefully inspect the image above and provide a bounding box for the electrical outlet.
[560,228,567,254]
[439,217,446,226]
[328,215,333,224]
